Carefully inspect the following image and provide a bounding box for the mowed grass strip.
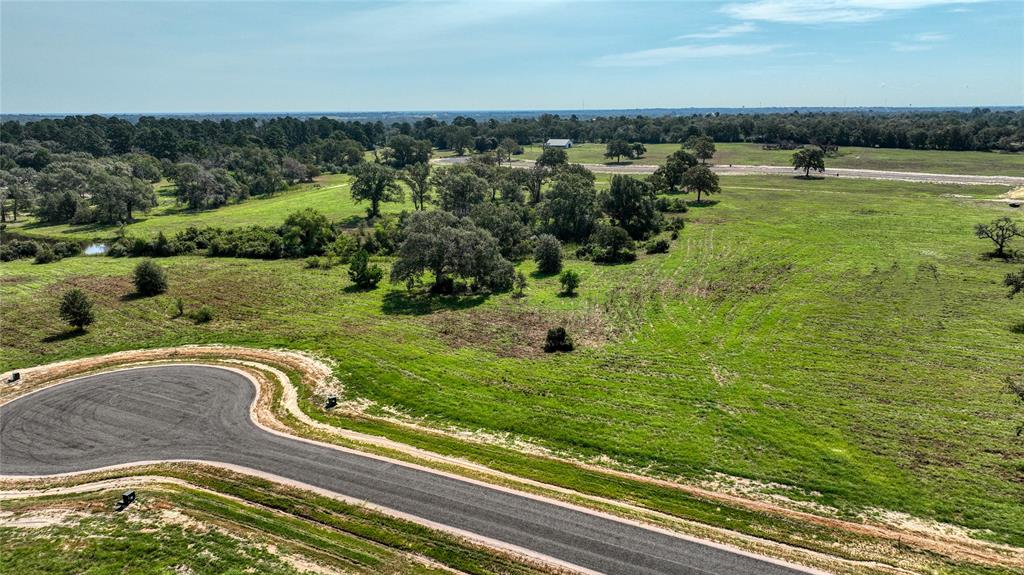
[1,175,1022,547]
[519,142,1024,175]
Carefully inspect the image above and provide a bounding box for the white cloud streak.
[890,31,950,51]
[591,43,782,67]
[722,0,988,24]
[677,22,757,39]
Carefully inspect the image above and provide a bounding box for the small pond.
[83,243,108,256]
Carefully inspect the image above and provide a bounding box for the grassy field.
[519,143,1024,175]
[3,174,1022,549]
[0,468,553,575]
[7,173,416,242]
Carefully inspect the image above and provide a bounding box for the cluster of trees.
[0,151,161,225]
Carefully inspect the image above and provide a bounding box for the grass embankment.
[519,143,1024,175]
[2,175,1022,553]
[0,465,554,575]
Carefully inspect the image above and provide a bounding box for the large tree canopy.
[350,162,402,218]
[390,210,514,293]
[539,169,599,242]
[602,174,661,240]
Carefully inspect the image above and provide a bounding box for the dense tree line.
[2,109,1019,167]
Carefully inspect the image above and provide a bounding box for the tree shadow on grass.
[1011,322,1024,335]
[687,200,720,208]
[120,292,149,302]
[42,329,88,343]
[335,215,367,229]
[978,250,1021,263]
[793,175,826,180]
[342,283,379,294]
[530,269,560,280]
[381,289,489,316]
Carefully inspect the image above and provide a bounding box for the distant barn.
[543,138,573,148]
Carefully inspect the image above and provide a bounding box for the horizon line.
[3,104,1023,118]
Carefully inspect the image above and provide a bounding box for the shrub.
[151,231,173,257]
[513,271,527,298]
[591,225,636,263]
[656,197,688,213]
[305,256,337,270]
[190,305,214,324]
[53,241,82,258]
[670,230,679,240]
[208,226,284,259]
[327,233,357,264]
[534,234,563,274]
[59,288,95,331]
[544,327,574,353]
[133,259,168,296]
[34,245,60,264]
[173,297,185,318]
[646,239,670,254]
[559,270,580,296]
[348,249,383,289]
[107,242,129,258]
[0,239,39,261]
[130,237,151,257]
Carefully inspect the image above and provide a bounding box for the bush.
[513,271,527,298]
[190,305,214,324]
[130,237,151,257]
[0,239,40,261]
[645,239,670,254]
[591,225,636,263]
[559,269,580,296]
[59,288,95,331]
[544,327,574,353]
[107,242,129,258]
[151,232,173,257]
[53,241,82,258]
[208,226,284,259]
[348,249,383,289]
[305,256,337,270]
[534,234,563,274]
[34,245,60,264]
[133,259,168,296]
[656,197,688,213]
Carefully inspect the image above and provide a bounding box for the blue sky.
[1,0,1021,113]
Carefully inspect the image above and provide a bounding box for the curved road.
[432,156,1024,187]
[0,365,815,575]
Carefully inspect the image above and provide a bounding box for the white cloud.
[914,32,949,42]
[890,31,950,51]
[677,22,757,39]
[591,43,782,67]
[722,0,988,24]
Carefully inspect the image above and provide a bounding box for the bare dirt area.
[3,346,1022,574]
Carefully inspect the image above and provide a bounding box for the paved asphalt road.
[432,156,1024,187]
[0,365,814,575]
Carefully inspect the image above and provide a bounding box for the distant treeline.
[2,109,1022,161]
